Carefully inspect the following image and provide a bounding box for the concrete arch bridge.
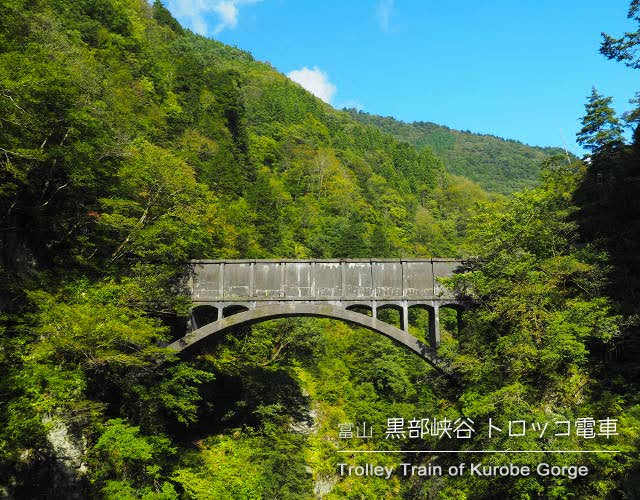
[169,259,466,374]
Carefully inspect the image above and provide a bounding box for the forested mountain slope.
[347,109,570,193]
[0,0,490,496]
[1,1,637,499]
[0,1,491,271]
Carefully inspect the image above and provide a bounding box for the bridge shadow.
[192,364,311,437]
[192,305,218,328]
[166,319,313,441]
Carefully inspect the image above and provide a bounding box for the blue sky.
[165,1,638,153]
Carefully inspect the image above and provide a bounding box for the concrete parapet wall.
[190,259,463,302]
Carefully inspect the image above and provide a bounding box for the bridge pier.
[401,301,409,333]
[429,303,440,348]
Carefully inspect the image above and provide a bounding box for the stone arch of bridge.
[169,303,453,376]
[191,305,218,330]
[375,302,405,330]
[222,304,250,318]
[345,303,374,317]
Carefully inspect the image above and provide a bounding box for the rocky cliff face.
[42,415,89,499]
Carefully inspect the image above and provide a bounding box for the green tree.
[576,87,624,152]
[600,1,640,68]
[152,0,184,34]
[370,220,393,257]
[440,163,633,498]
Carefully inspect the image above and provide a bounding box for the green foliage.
[600,1,640,69]
[0,281,214,496]
[576,0,640,398]
[346,109,569,194]
[1,0,638,498]
[172,432,312,500]
[438,162,638,497]
[152,1,183,35]
[576,88,624,152]
[91,419,178,498]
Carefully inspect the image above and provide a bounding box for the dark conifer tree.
[600,0,640,68]
[576,87,624,152]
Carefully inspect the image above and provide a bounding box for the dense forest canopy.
[345,110,570,194]
[0,0,638,499]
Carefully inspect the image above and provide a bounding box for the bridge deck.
[190,258,463,302]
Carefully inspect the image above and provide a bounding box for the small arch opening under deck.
[223,304,250,318]
[191,305,219,330]
[345,304,373,317]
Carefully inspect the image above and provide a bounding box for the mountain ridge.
[345,108,570,193]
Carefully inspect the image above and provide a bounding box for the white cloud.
[287,67,337,104]
[212,1,239,33]
[166,0,261,36]
[376,0,394,32]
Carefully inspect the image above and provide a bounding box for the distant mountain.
[346,110,570,194]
